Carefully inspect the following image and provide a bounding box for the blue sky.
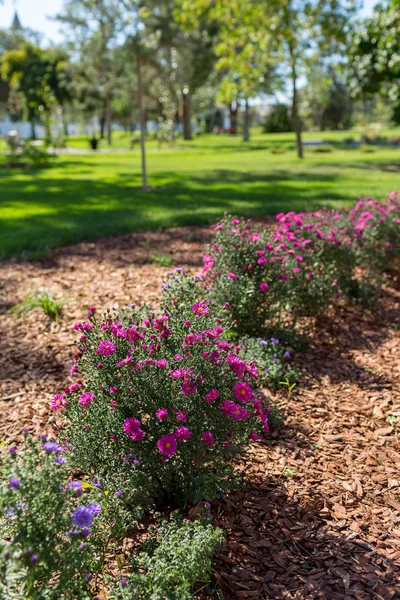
[0,0,379,45]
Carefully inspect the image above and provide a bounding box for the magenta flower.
[296,255,303,262]
[201,431,215,447]
[176,410,188,422]
[155,359,168,368]
[97,341,116,356]
[221,400,250,421]
[293,267,300,274]
[249,432,260,441]
[257,257,267,265]
[249,233,260,242]
[192,301,209,316]
[130,429,145,441]
[205,389,219,403]
[50,393,65,411]
[79,392,95,408]
[123,417,141,435]
[181,379,197,396]
[234,382,253,402]
[157,434,177,457]
[227,273,237,280]
[280,274,288,281]
[260,282,269,292]
[174,426,191,442]
[156,408,168,421]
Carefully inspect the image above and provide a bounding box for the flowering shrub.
[53,276,272,505]
[110,512,224,600]
[202,194,400,335]
[0,436,129,599]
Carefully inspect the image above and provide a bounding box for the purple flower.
[67,481,82,489]
[71,506,94,529]
[270,338,279,345]
[9,477,20,489]
[30,555,38,563]
[88,503,102,516]
[157,434,177,457]
[121,578,127,587]
[54,456,66,464]
[8,446,16,454]
[174,426,191,442]
[43,442,63,453]
[116,490,123,497]
[156,408,168,421]
[79,392,95,407]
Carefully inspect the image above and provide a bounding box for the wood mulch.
[0,226,399,600]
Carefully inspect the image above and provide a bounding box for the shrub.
[202,195,400,335]
[263,104,292,133]
[110,512,224,600]
[23,141,54,168]
[0,436,129,600]
[52,276,272,506]
[10,288,66,322]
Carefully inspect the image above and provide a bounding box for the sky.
[0,0,380,46]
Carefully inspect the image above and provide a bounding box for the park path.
[0,226,399,599]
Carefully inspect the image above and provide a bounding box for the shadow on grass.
[0,168,347,260]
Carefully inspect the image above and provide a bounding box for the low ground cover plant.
[10,288,66,323]
[110,512,224,600]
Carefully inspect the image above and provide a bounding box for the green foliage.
[349,0,400,124]
[22,142,55,168]
[0,437,129,600]
[240,335,301,392]
[10,289,66,322]
[263,105,292,134]
[149,253,174,267]
[110,513,224,600]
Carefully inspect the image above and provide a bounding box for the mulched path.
[1,226,399,600]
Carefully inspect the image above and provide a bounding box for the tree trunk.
[62,109,69,137]
[105,92,112,146]
[243,97,250,142]
[182,91,192,140]
[289,50,303,159]
[136,43,148,190]
[30,119,36,140]
[100,112,105,139]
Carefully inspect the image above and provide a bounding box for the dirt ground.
[1,226,399,600]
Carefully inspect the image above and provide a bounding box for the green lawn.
[1,131,399,259]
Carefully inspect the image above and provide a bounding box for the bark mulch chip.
[0,227,399,599]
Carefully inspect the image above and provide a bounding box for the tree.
[349,0,400,124]
[1,43,71,139]
[57,0,123,145]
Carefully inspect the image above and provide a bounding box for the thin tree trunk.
[136,43,148,189]
[289,48,303,158]
[243,97,250,142]
[182,91,192,140]
[105,92,112,145]
[30,119,36,140]
[100,111,105,139]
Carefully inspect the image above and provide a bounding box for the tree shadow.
[207,475,399,599]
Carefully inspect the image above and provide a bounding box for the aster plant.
[0,436,129,599]
[52,276,272,505]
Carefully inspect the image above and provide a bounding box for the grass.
[1,130,399,259]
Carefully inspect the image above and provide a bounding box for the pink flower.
[201,431,215,446]
[257,257,267,265]
[174,426,191,442]
[296,255,303,262]
[280,274,288,281]
[50,393,65,411]
[155,359,168,368]
[192,302,209,316]
[176,410,188,422]
[157,434,177,457]
[181,379,197,396]
[97,341,116,356]
[79,392,95,407]
[306,273,312,280]
[156,408,168,421]
[227,273,237,280]
[130,429,145,441]
[293,267,300,274]
[123,417,141,435]
[231,219,240,225]
[250,233,260,242]
[260,282,269,292]
[234,382,253,402]
[220,400,250,421]
[205,389,220,403]
[203,254,214,268]
[249,432,260,441]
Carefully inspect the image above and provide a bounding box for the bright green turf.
[1,130,399,259]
